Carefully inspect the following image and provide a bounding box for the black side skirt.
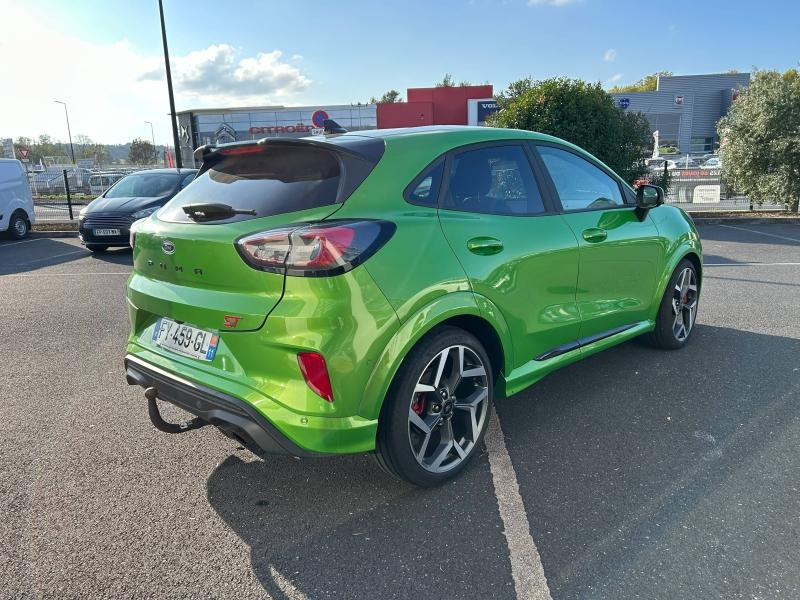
[534,323,641,362]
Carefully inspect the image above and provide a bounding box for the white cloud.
[0,3,310,144]
[139,44,310,106]
[603,48,617,62]
[606,73,624,86]
[527,0,581,6]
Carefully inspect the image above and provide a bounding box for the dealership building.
[175,85,497,166]
[175,74,745,164]
[610,72,750,155]
[175,104,378,166]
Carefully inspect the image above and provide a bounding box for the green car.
[125,126,701,486]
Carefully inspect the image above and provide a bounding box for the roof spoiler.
[323,119,348,134]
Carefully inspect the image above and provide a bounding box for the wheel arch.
[359,291,512,421]
[682,251,702,290]
[651,239,703,318]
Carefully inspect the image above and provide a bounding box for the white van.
[0,159,35,239]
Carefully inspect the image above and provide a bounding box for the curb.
[692,217,800,225]
[30,230,79,239]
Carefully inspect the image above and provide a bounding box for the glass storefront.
[178,104,377,166]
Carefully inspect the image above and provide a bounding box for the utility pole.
[158,0,182,168]
[54,100,76,164]
[144,120,157,164]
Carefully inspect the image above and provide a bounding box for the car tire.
[375,326,493,487]
[86,244,109,253]
[8,211,30,240]
[647,258,699,349]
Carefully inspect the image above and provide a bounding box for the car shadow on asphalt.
[0,238,89,275]
[87,247,133,265]
[0,238,132,275]
[494,324,800,599]
[206,449,514,599]
[206,324,800,600]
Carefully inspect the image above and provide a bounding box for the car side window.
[442,145,545,215]
[537,146,624,211]
[406,160,444,207]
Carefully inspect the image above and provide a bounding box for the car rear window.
[158,142,380,224]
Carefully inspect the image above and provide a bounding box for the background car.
[79,168,197,252]
[675,156,703,168]
[645,157,677,171]
[0,158,35,239]
[124,127,702,486]
[701,157,722,169]
[88,171,125,196]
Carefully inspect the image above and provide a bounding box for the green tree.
[609,71,673,93]
[369,89,402,104]
[718,69,800,211]
[496,76,536,106]
[491,77,651,183]
[128,138,156,165]
[73,133,110,164]
[436,73,455,88]
[15,134,64,165]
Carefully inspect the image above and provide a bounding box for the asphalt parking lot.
[1,222,798,600]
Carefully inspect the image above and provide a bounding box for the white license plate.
[152,317,219,361]
[93,228,120,236]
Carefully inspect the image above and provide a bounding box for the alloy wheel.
[672,267,698,341]
[407,345,489,473]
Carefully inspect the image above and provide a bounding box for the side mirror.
[635,184,664,221]
[636,184,664,207]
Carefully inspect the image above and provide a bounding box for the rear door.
[436,142,582,366]
[532,143,664,340]
[130,140,382,331]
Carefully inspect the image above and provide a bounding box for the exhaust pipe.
[144,386,208,434]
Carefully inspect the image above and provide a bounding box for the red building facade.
[376,85,494,129]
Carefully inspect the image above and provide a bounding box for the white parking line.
[1,272,130,277]
[0,238,44,249]
[718,224,800,243]
[485,410,552,600]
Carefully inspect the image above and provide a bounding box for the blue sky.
[2,0,798,143]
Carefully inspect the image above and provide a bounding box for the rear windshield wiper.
[182,203,257,222]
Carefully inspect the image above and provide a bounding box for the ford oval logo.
[161,240,175,255]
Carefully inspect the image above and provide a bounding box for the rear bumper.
[125,354,321,457]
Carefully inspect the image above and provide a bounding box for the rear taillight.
[297,352,334,402]
[236,220,395,277]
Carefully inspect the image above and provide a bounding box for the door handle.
[582,228,608,243]
[467,237,504,255]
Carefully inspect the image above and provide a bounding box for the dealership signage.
[618,97,630,109]
[248,123,316,135]
[675,95,684,105]
[477,101,498,122]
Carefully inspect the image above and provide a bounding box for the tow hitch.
[144,386,209,434]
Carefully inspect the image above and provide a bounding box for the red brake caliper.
[411,393,426,416]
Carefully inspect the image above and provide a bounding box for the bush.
[491,77,651,184]
[718,70,800,211]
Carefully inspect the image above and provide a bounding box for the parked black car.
[79,168,197,252]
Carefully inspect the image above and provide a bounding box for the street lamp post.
[144,120,157,164]
[54,100,76,164]
[158,0,182,168]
